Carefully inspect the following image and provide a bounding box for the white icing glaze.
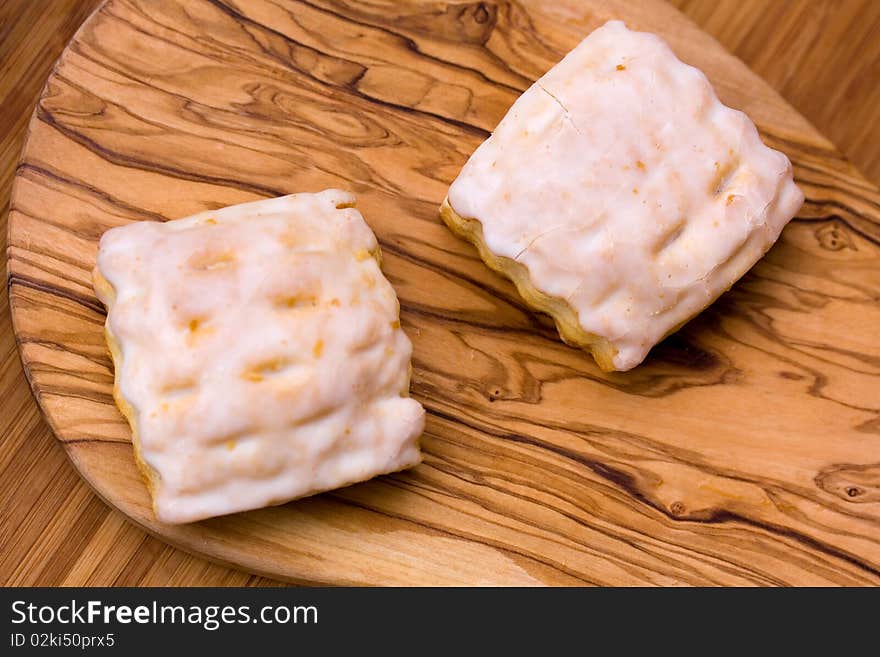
[95,190,424,523]
[448,20,804,370]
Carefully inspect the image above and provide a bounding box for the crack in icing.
[447,20,804,370]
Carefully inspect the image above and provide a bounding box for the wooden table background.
[2,0,878,586]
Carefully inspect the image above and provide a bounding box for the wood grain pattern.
[3,0,880,585]
[673,0,880,187]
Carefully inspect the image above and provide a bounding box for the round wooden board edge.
[6,0,880,586]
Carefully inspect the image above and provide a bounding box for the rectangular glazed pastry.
[441,20,804,371]
[94,190,425,524]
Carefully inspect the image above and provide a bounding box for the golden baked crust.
[441,197,784,372]
[440,198,618,371]
[93,267,162,511]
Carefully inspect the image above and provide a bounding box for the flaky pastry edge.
[440,197,620,371]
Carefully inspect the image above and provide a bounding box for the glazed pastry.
[94,190,424,524]
[442,20,804,371]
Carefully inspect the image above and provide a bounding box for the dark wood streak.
[411,330,880,529]
[797,204,880,247]
[10,274,105,315]
[17,164,169,225]
[290,0,527,93]
[408,421,856,584]
[422,406,880,580]
[36,106,289,200]
[207,0,496,137]
[46,42,472,201]
[716,300,880,415]
[415,435,781,585]
[418,376,880,529]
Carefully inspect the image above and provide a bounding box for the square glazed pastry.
[442,20,804,371]
[94,190,425,523]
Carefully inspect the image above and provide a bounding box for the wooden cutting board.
[7,0,880,585]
